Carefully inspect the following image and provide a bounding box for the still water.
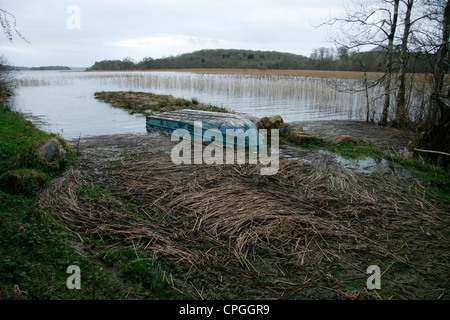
[11,70,375,139]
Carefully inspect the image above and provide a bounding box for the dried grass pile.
[38,140,448,298]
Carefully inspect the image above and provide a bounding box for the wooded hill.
[87,48,434,73]
[13,66,71,71]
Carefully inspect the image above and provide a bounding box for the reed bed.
[38,137,448,299]
[150,68,386,81]
[16,70,433,122]
[84,71,383,121]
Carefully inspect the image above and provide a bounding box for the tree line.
[87,47,434,74]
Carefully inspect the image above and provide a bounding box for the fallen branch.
[414,148,450,157]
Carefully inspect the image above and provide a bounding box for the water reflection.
[12,70,379,139]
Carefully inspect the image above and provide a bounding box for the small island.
[13,66,72,71]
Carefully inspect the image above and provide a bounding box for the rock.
[255,116,320,146]
[256,118,266,129]
[279,123,303,137]
[256,115,284,130]
[36,138,67,168]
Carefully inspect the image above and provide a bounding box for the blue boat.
[146,109,264,148]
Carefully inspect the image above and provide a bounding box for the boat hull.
[146,109,264,148]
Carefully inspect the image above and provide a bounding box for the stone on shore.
[36,138,67,168]
[279,123,303,137]
[256,115,284,130]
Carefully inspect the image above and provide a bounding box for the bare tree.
[431,0,450,95]
[0,9,28,105]
[417,0,450,157]
[0,9,29,43]
[379,0,400,126]
[320,0,402,125]
[0,55,14,104]
[411,0,450,159]
[394,0,415,127]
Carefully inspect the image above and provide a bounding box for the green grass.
[389,155,450,201]
[324,142,386,160]
[76,184,109,200]
[99,247,187,299]
[0,105,77,193]
[0,190,122,299]
[0,105,186,299]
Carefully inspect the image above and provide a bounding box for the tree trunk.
[395,0,414,127]
[364,68,371,122]
[418,0,450,165]
[434,0,450,95]
[379,0,400,126]
[427,0,450,127]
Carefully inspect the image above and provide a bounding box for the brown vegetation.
[147,69,387,80]
[38,134,449,299]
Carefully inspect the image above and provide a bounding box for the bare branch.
[0,9,30,44]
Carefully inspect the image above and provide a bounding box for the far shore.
[82,68,438,82]
[83,68,386,80]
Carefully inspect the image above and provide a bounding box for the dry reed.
[38,141,446,271]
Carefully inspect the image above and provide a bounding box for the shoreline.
[84,68,386,80]
[46,123,447,300]
[82,68,436,82]
[2,105,448,300]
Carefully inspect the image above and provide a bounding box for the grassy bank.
[0,106,77,194]
[94,91,231,115]
[0,106,185,299]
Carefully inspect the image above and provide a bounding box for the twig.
[414,148,450,156]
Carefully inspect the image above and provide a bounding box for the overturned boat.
[146,109,264,147]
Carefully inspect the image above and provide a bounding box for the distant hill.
[88,49,312,71]
[87,48,433,73]
[30,66,71,71]
[13,66,71,71]
[142,49,311,70]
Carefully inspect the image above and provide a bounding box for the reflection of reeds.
[15,70,435,122]
[15,78,52,86]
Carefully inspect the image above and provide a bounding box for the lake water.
[10,70,379,140]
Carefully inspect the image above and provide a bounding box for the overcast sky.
[0,0,350,67]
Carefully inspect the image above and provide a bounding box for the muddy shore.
[38,120,448,300]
